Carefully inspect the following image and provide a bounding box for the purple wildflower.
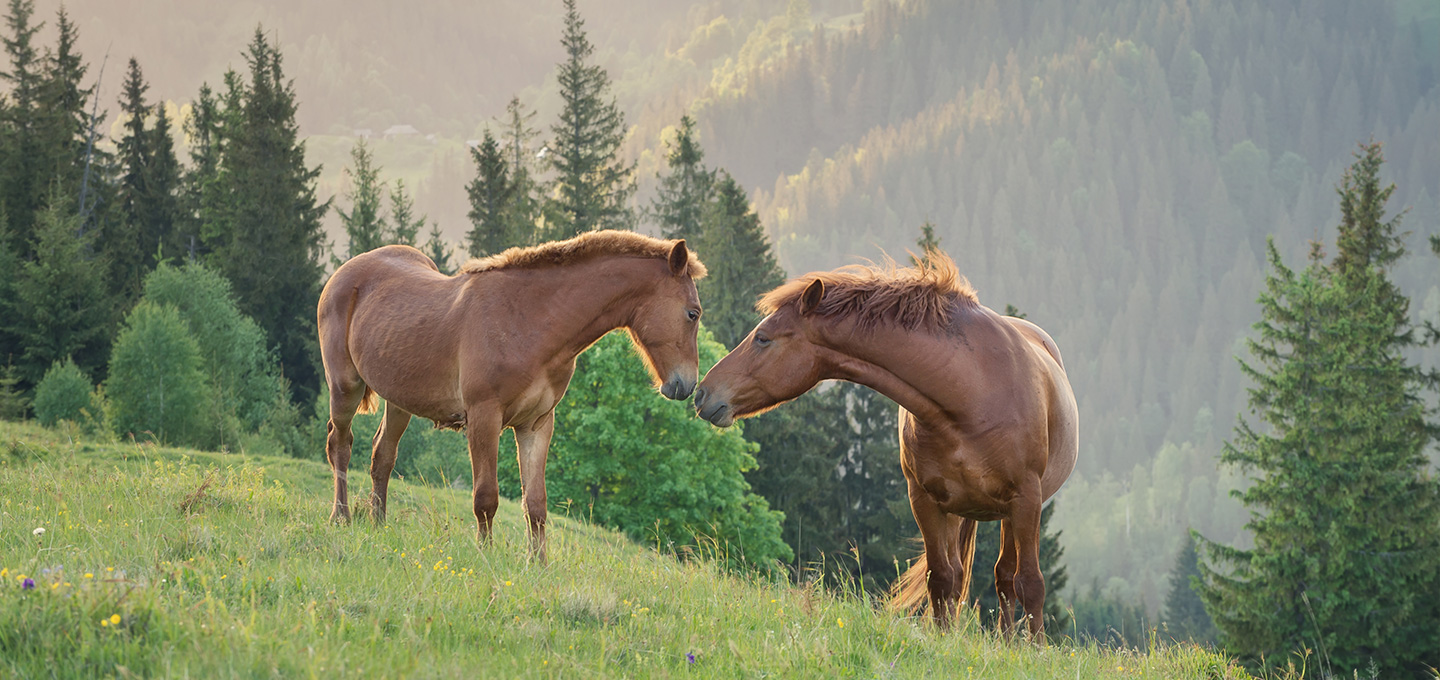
[686,652,696,665]
[21,578,35,590]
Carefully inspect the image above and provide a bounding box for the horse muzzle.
[661,374,696,401]
[693,387,735,427]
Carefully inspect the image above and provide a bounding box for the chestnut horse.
[318,231,707,560]
[694,252,1077,637]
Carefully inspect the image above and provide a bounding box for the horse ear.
[799,278,825,316]
[668,240,689,277]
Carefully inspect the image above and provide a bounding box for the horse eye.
[687,309,700,322]
[754,335,772,348]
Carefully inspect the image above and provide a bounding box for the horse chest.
[506,377,561,427]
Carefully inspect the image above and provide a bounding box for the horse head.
[694,278,829,427]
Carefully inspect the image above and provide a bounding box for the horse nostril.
[694,387,708,408]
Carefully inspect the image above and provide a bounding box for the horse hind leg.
[367,401,412,524]
[325,378,367,524]
[1008,500,1048,641]
[995,518,1020,635]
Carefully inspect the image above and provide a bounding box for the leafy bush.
[141,263,286,431]
[104,302,215,448]
[32,358,102,430]
[498,327,792,572]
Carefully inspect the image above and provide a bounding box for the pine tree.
[336,139,386,261]
[388,179,423,247]
[1162,531,1216,644]
[204,29,329,407]
[541,0,635,239]
[12,192,109,386]
[651,114,715,242]
[1197,143,1440,677]
[465,129,519,257]
[696,171,784,349]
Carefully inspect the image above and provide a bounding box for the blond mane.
[757,251,977,333]
[460,230,708,279]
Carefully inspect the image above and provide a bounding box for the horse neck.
[813,318,964,424]
[541,257,667,358]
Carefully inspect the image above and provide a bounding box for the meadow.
[0,419,1247,678]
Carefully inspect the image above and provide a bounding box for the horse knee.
[473,485,500,519]
[524,495,547,526]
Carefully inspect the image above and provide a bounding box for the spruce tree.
[912,220,941,265]
[336,139,386,261]
[1197,143,1440,677]
[651,114,715,242]
[0,0,45,252]
[12,192,109,386]
[465,129,519,257]
[541,0,635,239]
[111,57,155,299]
[696,171,784,349]
[205,29,329,406]
[497,95,540,245]
[388,179,423,247]
[1162,532,1216,644]
[423,222,455,275]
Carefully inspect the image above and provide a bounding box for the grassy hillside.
[0,420,1246,678]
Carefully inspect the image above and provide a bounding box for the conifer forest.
[2,0,1438,675]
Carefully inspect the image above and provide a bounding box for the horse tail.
[356,386,379,415]
[887,518,980,615]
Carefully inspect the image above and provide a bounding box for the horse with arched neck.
[694,253,1077,637]
[318,230,707,561]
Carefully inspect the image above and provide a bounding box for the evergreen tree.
[181,79,235,260]
[36,6,89,196]
[111,57,155,299]
[388,179,423,247]
[423,222,455,275]
[1162,532,1215,644]
[911,220,941,266]
[1197,143,1440,677]
[0,361,25,420]
[0,0,45,252]
[145,99,182,257]
[651,114,715,242]
[336,139,386,261]
[204,29,329,407]
[32,356,97,428]
[497,95,540,245]
[465,129,519,257]
[696,171,784,349]
[541,0,635,239]
[11,192,109,386]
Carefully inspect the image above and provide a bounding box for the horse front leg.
[515,410,555,563]
[907,479,966,628]
[368,402,412,524]
[465,409,504,546]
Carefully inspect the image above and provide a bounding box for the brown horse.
[694,252,1077,637]
[318,230,707,560]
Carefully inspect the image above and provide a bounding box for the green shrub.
[141,263,286,431]
[32,358,102,429]
[104,302,215,448]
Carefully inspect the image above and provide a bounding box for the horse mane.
[459,230,707,279]
[757,250,977,333]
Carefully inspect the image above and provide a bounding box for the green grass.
[0,420,1248,678]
